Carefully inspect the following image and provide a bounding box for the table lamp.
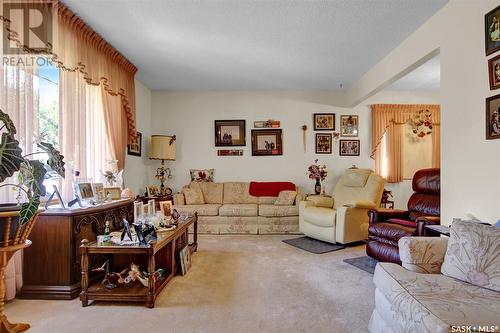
[149,135,176,196]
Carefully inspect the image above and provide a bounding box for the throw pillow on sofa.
[274,190,297,205]
[190,169,214,182]
[183,187,205,205]
[441,219,500,292]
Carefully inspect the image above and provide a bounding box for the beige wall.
[123,79,153,196]
[135,0,500,224]
[150,89,438,205]
[346,0,500,224]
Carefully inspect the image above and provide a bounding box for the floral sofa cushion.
[223,182,258,204]
[189,182,224,204]
[182,187,205,205]
[173,204,221,216]
[274,190,297,205]
[190,168,214,182]
[373,263,500,333]
[258,204,298,217]
[219,204,258,217]
[258,196,277,204]
[441,219,500,292]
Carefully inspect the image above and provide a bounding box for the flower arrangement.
[102,170,116,186]
[412,109,433,138]
[308,159,327,181]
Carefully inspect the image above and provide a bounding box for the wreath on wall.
[412,109,433,138]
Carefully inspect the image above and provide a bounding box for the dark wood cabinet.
[20,199,134,300]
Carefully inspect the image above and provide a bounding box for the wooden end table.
[79,213,197,308]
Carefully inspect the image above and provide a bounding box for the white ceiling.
[64,0,448,91]
[388,54,440,91]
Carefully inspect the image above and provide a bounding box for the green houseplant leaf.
[19,196,40,226]
[19,160,47,197]
[0,133,24,182]
[37,142,65,178]
[0,109,17,135]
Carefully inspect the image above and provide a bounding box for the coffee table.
[79,213,197,308]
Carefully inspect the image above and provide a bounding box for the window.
[38,63,59,146]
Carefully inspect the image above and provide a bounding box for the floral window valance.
[371,104,440,183]
[0,0,138,145]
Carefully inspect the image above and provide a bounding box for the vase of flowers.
[307,159,327,195]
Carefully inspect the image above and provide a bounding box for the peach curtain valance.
[0,0,138,169]
[371,104,440,183]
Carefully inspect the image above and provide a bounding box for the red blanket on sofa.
[249,181,296,197]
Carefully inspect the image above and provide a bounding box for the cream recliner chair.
[299,169,385,244]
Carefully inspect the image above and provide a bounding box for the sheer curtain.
[0,64,39,203]
[59,70,111,200]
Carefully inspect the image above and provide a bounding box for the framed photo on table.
[485,5,500,55]
[486,93,500,139]
[104,187,121,200]
[146,185,159,197]
[77,183,94,200]
[251,129,283,156]
[340,115,359,137]
[313,113,335,130]
[159,200,173,216]
[215,120,246,146]
[315,133,332,154]
[339,140,360,156]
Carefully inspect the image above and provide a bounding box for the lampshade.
[150,135,176,160]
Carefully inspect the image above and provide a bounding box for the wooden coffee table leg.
[193,213,198,252]
[145,251,155,308]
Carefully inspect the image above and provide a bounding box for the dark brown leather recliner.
[366,168,440,264]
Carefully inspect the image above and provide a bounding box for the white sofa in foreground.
[369,220,500,333]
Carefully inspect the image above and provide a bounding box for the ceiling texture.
[64,0,447,91]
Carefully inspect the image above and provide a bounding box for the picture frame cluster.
[213,114,361,157]
[485,5,500,140]
[313,113,360,156]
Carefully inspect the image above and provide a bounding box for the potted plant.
[0,109,65,239]
[307,159,327,195]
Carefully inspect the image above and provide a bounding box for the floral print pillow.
[274,191,297,206]
[190,169,214,182]
[441,219,500,292]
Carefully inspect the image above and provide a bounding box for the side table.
[424,225,450,237]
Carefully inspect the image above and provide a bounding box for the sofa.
[369,220,500,333]
[173,181,302,234]
[367,168,440,264]
[299,168,385,244]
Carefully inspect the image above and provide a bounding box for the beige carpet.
[6,235,375,333]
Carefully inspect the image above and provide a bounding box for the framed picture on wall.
[485,5,500,55]
[127,131,142,156]
[340,115,359,137]
[251,129,283,156]
[486,93,500,139]
[315,133,332,154]
[339,140,360,156]
[215,120,246,146]
[488,54,500,90]
[313,113,335,130]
